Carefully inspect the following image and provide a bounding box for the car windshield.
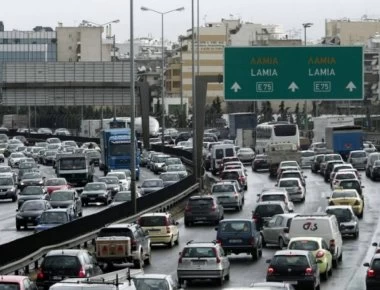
[279,180,299,187]
[59,158,85,170]
[142,180,162,187]
[160,174,179,181]
[289,240,319,251]
[272,255,309,267]
[221,171,239,180]
[351,151,366,158]
[254,204,284,217]
[212,184,235,193]
[114,191,131,202]
[19,162,35,169]
[138,216,166,227]
[51,191,73,201]
[45,179,66,186]
[332,191,357,198]
[302,151,315,157]
[166,158,181,165]
[156,156,168,163]
[84,183,106,190]
[10,153,24,158]
[282,172,301,179]
[220,221,251,232]
[108,173,125,180]
[21,187,43,195]
[339,180,360,190]
[0,178,13,185]
[99,177,118,184]
[42,255,79,270]
[167,164,185,172]
[98,228,133,238]
[325,155,341,161]
[261,195,286,202]
[335,173,356,180]
[182,247,216,258]
[21,201,45,211]
[133,278,170,290]
[39,212,68,224]
[22,172,41,179]
[326,208,352,222]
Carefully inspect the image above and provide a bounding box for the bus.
[255,121,300,154]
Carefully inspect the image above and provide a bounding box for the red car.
[44,178,71,194]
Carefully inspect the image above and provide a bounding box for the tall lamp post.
[302,22,313,137]
[141,6,185,147]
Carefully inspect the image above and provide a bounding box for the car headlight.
[16,214,22,219]
[20,182,24,185]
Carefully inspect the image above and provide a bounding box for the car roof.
[289,236,323,242]
[106,223,135,229]
[220,218,253,223]
[133,274,170,279]
[274,249,310,256]
[44,208,70,213]
[46,249,84,257]
[256,201,286,206]
[278,177,301,181]
[140,212,169,218]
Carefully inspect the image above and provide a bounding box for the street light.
[302,22,313,137]
[302,22,313,46]
[141,6,185,147]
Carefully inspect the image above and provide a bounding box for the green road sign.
[224,46,363,101]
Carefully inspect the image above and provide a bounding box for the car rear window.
[371,259,380,270]
[351,152,366,158]
[279,180,298,187]
[220,221,250,233]
[254,204,284,217]
[302,151,315,157]
[0,282,20,290]
[272,255,309,267]
[42,255,80,270]
[98,228,133,238]
[326,208,352,222]
[282,172,300,179]
[289,240,319,251]
[212,184,235,193]
[221,172,239,180]
[261,195,286,202]
[182,247,216,258]
[188,198,213,207]
[138,216,166,227]
[335,173,356,180]
[325,155,341,161]
[332,191,357,198]
[339,180,360,190]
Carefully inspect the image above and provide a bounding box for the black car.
[17,162,39,182]
[370,160,380,180]
[16,199,51,230]
[311,154,325,173]
[364,253,380,290]
[98,176,121,198]
[252,154,269,171]
[215,219,263,260]
[49,189,83,218]
[36,249,103,290]
[18,171,44,190]
[184,195,224,227]
[324,160,344,182]
[81,182,111,206]
[266,250,321,290]
[159,172,181,187]
[175,132,192,145]
[17,185,48,209]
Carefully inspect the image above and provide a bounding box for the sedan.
[44,178,71,195]
[81,182,111,206]
[18,172,44,191]
[139,179,164,196]
[109,191,133,207]
[49,190,82,218]
[261,213,299,248]
[252,154,269,171]
[166,164,188,179]
[98,176,121,198]
[16,199,52,230]
[159,172,181,187]
[237,147,255,163]
[8,152,26,168]
[17,185,48,209]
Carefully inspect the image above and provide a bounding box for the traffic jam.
[0,120,380,290]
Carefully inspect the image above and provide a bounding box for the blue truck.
[325,125,363,160]
[99,128,140,179]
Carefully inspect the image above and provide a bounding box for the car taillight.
[329,239,335,252]
[136,217,141,225]
[78,266,86,278]
[305,267,313,275]
[368,269,376,278]
[216,239,222,245]
[36,268,44,280]
[267,267,274,275]
[212,248,221,263]
[252,213,259,221]
[316,250,325,258]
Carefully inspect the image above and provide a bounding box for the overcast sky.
[2,0,380,42]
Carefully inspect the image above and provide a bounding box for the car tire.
[178,278,184,286]
[11,196,17,202]
[175,234,179,245]
[261,234,266,247]
[332,258,338,268]
[328,265,333,276]
[144,251,151,266]
[133,252,143,269]
[16,223,21,231]
[338,252,343,263]
[215,277,223,286]
[225,270,230,281]
[251,247,259,260]
[184,220,191,227]
[279,237,285,249]
[168,236,175,248]
[321,267,329,281]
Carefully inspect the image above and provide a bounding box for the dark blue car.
[215,218,263,260]
[34,208,73,233]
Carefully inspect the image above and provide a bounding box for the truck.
[99,128,140,180]
[235,128,255,149]
[267,143,301,177]
[55,154,94,186]
[325,125,364,160]
[312,115,354,143]
[228,113,257,141]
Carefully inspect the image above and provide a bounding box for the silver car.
[261,213,299,248]
[133,274,179,290]
[211,181,244,211]
[177,241,230,286]
[325,205,359,238]
[347,150,367,170]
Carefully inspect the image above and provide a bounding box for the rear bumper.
[150,234,172,244]
[177,269,223,279]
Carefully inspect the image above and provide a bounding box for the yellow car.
[327,189,364,218]
[288,237,333,280]
[137,212,179,247]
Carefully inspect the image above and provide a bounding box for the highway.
[0,161,379,289]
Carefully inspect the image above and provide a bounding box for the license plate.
[287,281,298,285]
[229,239,242,243]
[89,197,96,200]
[52,276,62,281]
[28,217,32,220]
[192,261,206,265]
[195,217,207,220]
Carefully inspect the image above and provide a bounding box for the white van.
[287,214,343,267]
[50,279,136,290]
[210,144,236,175]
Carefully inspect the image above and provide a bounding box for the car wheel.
[261,234,267,247]
[184,220,191,227]
[78,211,83,217]
[16,223,21,231]
[251,247,259,260]
[175,233,179,245]
[366,169,370,177]
[178,278,184,286]
[225,270,230,281]
[215,277,223,286]
[144,250,151,266]
[321,267,329,281]
[332,258,338,268]
[338,252,343,262]
[279,237,285,249]
[133,252,143,269]
[328,264,333,276]
[11,196,17,202]
[167,236,175,248]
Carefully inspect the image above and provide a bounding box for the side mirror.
[283,227,289,233]
[363,262,370,267]
[215,227,218,231]
[372,242,378,247]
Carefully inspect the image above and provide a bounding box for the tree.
[278,101,290,121]
[294,103,301,129]
[258,101,273,123]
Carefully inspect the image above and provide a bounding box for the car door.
[137,226,150,256]
[263,216,280,243]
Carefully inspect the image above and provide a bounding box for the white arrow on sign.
[288,82,299,92]
[230,82,241,93]
[346,81,357,92]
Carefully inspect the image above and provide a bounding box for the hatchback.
[252,154,269,171]
[261,213,299,248]
[325,205,359,238]
[184,195,224,227]
[347,150,367,170]
[277,178,305,202]
[211,181,244,211]
[36,249,102,290]
[252,201,289,230]
[177,241,230,286]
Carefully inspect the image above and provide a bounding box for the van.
[210,144,236,175]
[287,214,343,268]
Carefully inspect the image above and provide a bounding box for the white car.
[301,150,315,168]
[277,177,306,202]
[331,171,360,189]
[106,171,130,190]
[8,152,26,168]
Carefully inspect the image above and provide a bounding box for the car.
[18,171,44,191]
[106,171,130,190]
[146,152,161,170]
[329,163,354,182]
[252,154,269,171]
[211,181,244,211]
[335,178,364,198]
[159,172,181,187]
[325,205,359,238]
[327,189,364,218]
[133,274,178,290]
[175,131,192,144]
[277,161,301,176]
[17,161,39,181]
[140,150,150,167]
[266,249,321,290]
[220,168,248,190]
[0,175,17,202]
[4,143,21,158]
[184,195,224,227]
[81,182,111,206]
[215,218,262,260]
[331,171,359,189]
[347,150,367,170]
[36,249,103,290]
[16,199,52,230]
[364,253,380,290]
[8,152,26,168]
[257,191,294,212]
[13,135,29,145]
[177,240,230,286]
[288,237,333,280]
[277,170,307,187]
[49,189,82,218]
[46,143,61,151]
[0,275,37,290]
[166,164,188,179]
[249,282,296,290]
[137,212,179,247]
[320,154,343,176]
[37,127,53,135]
[300,150,315,168]
[41,150,57,166]
[34,208,74,233]
[46,137,61,144]
[237,147,255,163]
[44,178,71,195]
[139,179,164,196]
[0,165,17,181]
[252,201,289,230]
[162,157,182,171]
[0,143,7,154]
[151,154,170,174]
[37,149,47,164]
[324,160,345,182]
[54,128,71,136]
[369,159,380,180]
[261,213,299,248]
[363,141,378,154]
[109,190,139,207]
[309,142,328,153]
[17,185,48,209]
[276,177,306,202]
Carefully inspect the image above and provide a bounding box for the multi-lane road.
[1,162,380,289]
